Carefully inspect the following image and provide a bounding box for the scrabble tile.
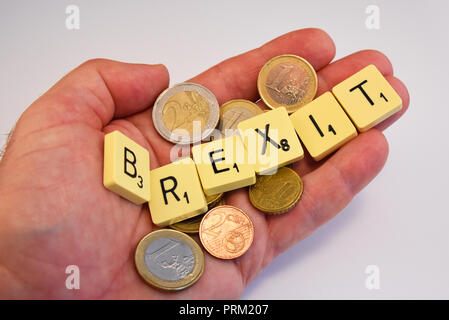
[290,92,358,161]
[103,130,150,204]
[237,107,304,174]
[149,157,207,226]
[332,64,402,132]
[192,135,256,196]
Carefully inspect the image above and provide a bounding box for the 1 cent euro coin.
[135,229,204,291]
[257,54,317,113]
[153,83,219,144]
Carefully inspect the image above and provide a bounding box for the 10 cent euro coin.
[249,167,303,214]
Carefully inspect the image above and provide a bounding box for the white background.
[0,0,448,299]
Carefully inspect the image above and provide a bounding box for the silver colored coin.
[144,237,195,281]
[135,229,204,291]
[152,83,219,144]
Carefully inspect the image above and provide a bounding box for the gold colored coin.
[205,192,224,208]
[219,99,264,134]
[257,54,317,113]
[170,193,224,233]
[169,214,204,234]
[249,167,303,214]
[199,205,254,260]
[215,197,226,207]
[135,229,204,291]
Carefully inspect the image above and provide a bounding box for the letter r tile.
[332,64,402,132]
[103,130,150,204]
[149,157,207,227]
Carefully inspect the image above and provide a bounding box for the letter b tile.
[149,157,207,226]
[332,64,402,132]
[103,131,150,204]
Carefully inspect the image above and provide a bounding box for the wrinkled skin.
[0,29,409,299]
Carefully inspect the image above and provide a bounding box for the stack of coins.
[169,193,224,234]
[135,54,316,290]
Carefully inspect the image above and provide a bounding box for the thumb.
[12,59,169,141]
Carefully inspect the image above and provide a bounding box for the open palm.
[0,29,409,299]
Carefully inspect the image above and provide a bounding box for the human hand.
[0,28,409,299]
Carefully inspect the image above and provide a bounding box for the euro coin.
[249,167,303,214]
[169,193,224,233]
[257,54,317,113]
[206,192,224,209]
[215,197,226,207]
[169,214,204,234]
[199,205,254,260]
[219,99,264,135]
[135,229,204,291]
[153,83,219,144]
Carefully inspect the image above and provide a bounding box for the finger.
[375,76,410,131]
[15,59,169,137]
[315,49,409,128]
[266,129,389,258]
[287,50,408,176]
[189,28,336,104]
[317,49,394,95]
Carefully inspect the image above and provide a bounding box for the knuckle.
[361,49,392,69]
[79,58,107,69]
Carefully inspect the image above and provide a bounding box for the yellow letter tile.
[103,130,150,204]
[237,107,304,174]
[290,92,358,161]
[332,64,402,132]
[149,157,207,226]
[192,135,256,196]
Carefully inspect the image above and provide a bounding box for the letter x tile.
[237,107,304,174]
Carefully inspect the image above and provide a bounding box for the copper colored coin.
[199,205,254,260]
